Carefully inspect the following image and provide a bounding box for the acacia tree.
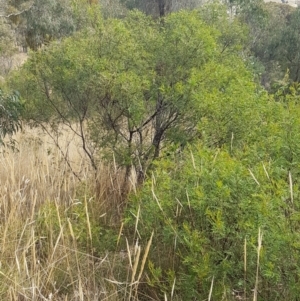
[10,8,260,181]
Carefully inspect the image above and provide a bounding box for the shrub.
[126,144,300,300]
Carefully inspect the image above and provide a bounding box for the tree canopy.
[9,9,263,180]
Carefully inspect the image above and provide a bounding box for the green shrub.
[126,144,300,300]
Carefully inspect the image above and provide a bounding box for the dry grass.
[0,126,148,301]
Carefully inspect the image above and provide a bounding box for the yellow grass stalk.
[0,126,139,299]
[289,171,294,206]
[190,151,196,170]
[244,238,247,301]
[126,238,133,269]
[134,205,140,237]
[137,231,154,283]
[248,169,260,186]
[208,276,214,301]
[171,277,176,300]
[253,228,263,301]
[130,246,141,284]
[117,222,124,247]
[262,163,270,180]
[151,185,163,212]
[85,196,92,242]
[128,245,141,300]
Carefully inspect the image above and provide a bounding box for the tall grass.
[0,127,147,300]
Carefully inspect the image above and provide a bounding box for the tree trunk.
[157,0,166,17]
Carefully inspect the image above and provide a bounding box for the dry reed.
[0,126,144,300]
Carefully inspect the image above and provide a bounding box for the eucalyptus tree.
[0,89,22,147]
[3,0,93,50]
[0,18,17,75]
[11,0,76,50]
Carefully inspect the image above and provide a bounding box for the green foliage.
[191,57,264,150]
[122,74,300,299]
[6,0,98,50]
[122,51,300,298]
[0,20,15,54]
[275,9,300,82]
[0,89,22,146]
[243,3,300,87]
[0,19,18,76]
[126,141,300,299]
[21,0,76,49]
[200,2,249,52]
[9,8,257,178]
